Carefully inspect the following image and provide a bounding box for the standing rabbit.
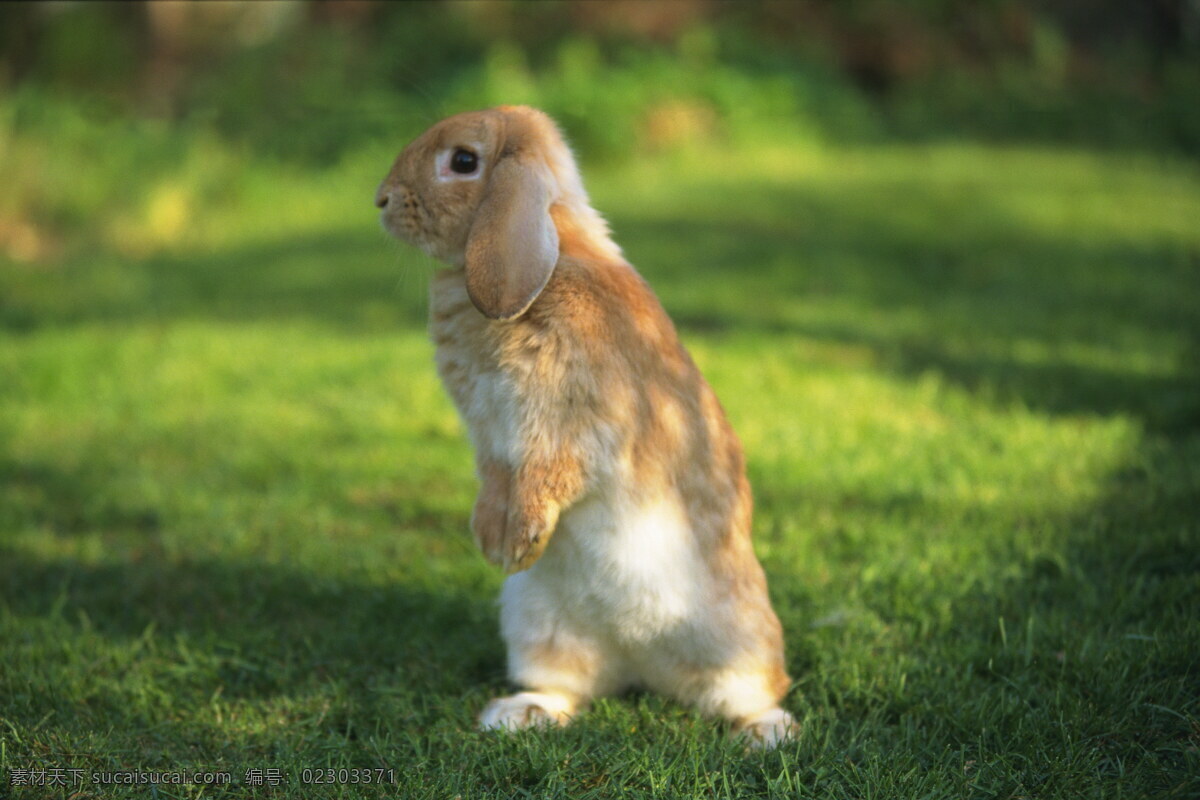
[376,106,797,746]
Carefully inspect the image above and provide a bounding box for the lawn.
[2,129,1198,798]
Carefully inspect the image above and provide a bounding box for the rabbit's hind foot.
[478,690,577,731]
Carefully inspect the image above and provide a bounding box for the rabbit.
[375,106,797,747]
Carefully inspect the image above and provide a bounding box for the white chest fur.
[429,276,523,465]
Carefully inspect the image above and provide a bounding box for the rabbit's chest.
[434,341,523,464]
[429,276,525,463]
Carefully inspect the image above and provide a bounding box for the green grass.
[2,122,1199,798]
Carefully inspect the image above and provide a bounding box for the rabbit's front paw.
[503,502,559,573]
[472,462,513,567]
[479,691,575,731]
[472,487,509,568]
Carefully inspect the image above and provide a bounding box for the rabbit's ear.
[465,156,559,320]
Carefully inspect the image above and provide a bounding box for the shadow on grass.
[1,543,498,690]
[0,535,501,749]
[0,449,496,694]
[607,185,1200,434]
[926,436,1200,796]
[0,231,433,334]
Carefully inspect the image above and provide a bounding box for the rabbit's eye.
[450,149,479,174]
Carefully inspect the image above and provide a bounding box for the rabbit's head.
[376,106,620,320]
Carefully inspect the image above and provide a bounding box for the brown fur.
[377,106,796,745]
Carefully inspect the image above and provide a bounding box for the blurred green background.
[1,2,1198,799]
[1,0,1198,267]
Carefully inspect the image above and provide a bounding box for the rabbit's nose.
[375,188,390,209]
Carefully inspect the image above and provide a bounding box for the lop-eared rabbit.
[376,106,796,746]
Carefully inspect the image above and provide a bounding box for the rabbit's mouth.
[381,204,455,265]
[379,207,415,244]
[378,189,426,247]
